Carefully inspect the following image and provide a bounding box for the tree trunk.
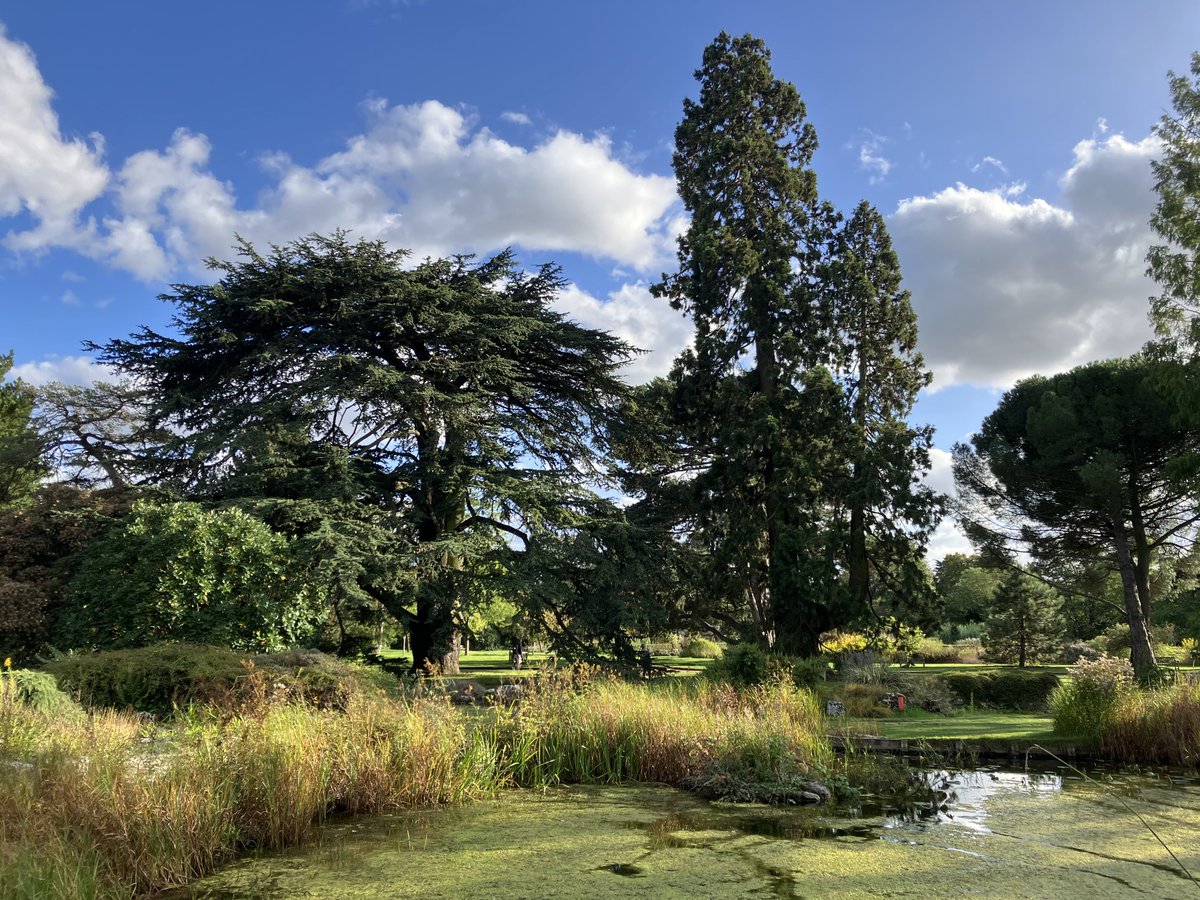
[409,611,461,675]
[1111,516,1157,680]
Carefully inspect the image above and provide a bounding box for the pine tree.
[983,571,1062,667]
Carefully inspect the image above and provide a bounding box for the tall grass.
[1,665,830,898]
[1101,681,1200,766]
[491,667,830,788]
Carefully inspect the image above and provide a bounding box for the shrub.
[839,682,894,718]
[915,637,962,663]
[0,666,74,714]
[939,622,983,643]
[897,675,959,714]
[64,500,327,653]
[679,636,723,659]
[47,643,381,715]
[1058,641,1101,664]
[1051,654,1134,738]
[821,631,869,655]
[1097,622,1177,655]
[954,638,983,664]
[706,643,768,687]
[48,644,248,714]
[939,669,1060,711]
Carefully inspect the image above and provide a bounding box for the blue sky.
[2,1,1198,557]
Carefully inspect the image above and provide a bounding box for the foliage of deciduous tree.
[954,356,1200,678]
[94,234,634,673]
[982,571,1062,667]
[0,352,44,507]
[65,500,326,652]
[647,33,939,654]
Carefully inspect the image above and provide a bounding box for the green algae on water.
[174,774,1200,899]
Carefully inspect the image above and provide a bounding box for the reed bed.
[1101,680,1200,767]
[0,667,829,898]
[491,667,831,788]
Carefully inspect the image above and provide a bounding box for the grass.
[375,648,716,686]
[0,663,828,898]
[846,707,1061,742]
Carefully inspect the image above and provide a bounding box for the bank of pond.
[2,645,1199,898]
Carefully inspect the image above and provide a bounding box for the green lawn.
[893,662,1072,676]
[374,648,714,686]
[845,707,1063,742]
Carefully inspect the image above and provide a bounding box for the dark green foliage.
[706,643,829,689]
[46,643,379,714]
[707,643,770,687]
[983,572,1063,667]
[47,643,248,713]
[93,234,634,673]
[954,356,1200,679]
[0,485,137,663]
[937,669,1060,711]
[1148,52,1200,415]
[0,351,44,508]
[935,554,1001,626]
[644,34,939,655]
[64,500,327,652]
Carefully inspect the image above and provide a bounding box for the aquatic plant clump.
[490,668,832,792]
[1051,654,1134,738]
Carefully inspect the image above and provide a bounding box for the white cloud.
[0,27,108,256]
[0,38,680,281]
[920,447,974,563]
[891,132,1160,390]
[554,282,692,383]
[500,111,531,126]
[10,355,113,386]
[856,131,893,184]
[970,155,1008,175]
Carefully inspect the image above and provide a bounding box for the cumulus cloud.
[500,111,531,126]
[0,28,108,255]
[10,355,113,386]
[0,30,680,282]
[919,447,974,562]
[554,282,692,383]
[891,133,1160,390]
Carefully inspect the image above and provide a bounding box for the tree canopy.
[0,352,44,508]
[94,233,636,672]
[953,356,1200,677]
[645,33,939,654]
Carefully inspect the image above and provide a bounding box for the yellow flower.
[3,657,10,670]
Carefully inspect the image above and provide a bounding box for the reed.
[0,666,832,898]
[1101,680,1200,767]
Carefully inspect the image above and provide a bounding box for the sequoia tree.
[825,202,941,624]
[95,234,633,673]
[652,34,938,654]
[953,356,1200,678]
[1148,52,1200,420]
[0,352,44,507]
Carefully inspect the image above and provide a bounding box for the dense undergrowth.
[1051,655,1200,764]
[0,657,837,899]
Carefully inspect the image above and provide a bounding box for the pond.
[172,766,1200,899]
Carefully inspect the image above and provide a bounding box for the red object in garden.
[896,694,906,712]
